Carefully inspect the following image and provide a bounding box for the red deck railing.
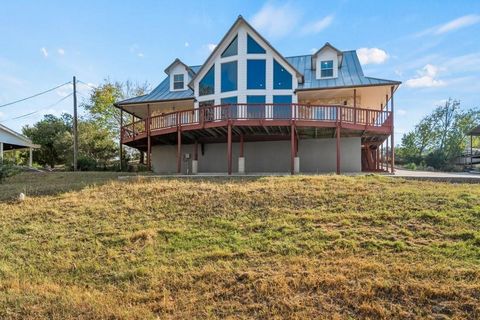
[122,104,392,141]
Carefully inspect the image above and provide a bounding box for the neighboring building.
[115,16,400,174]
[0,123,39,167]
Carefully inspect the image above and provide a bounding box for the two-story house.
[115,16,400,174]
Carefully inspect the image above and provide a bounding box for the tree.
[398,99,480,170]
[83,80,149,136]
[22,114,72,168]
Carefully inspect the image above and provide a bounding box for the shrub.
[77,156,97,171]
[404,163,417,170]
[0,161,20,183]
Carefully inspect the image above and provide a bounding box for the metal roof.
[117,51,400,106]
[0,123,39,148]
[286,51,400,90]
[468,125,480,136]
[117,66,201,105]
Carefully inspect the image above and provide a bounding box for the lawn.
[0,173,479,319]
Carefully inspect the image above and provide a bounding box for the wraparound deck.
[120,104,394,174]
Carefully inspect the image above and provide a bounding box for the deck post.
[390,86,395,173]
[336,124,341,174]
[238,133,245,174]
[29,148,33,167]
[291,124,295,175]
[227,122,232,175]
[132,114,135,141]
[147,104,151,170]
[177,117,181,174]
[192,140,198,174]
[386,138,389,172]
[353,88,357,124]
[119,107,123,171]
[0,142,3,163]
[471,135,473,167]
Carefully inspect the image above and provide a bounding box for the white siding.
[315,47,339,79]
[168,63,190,92]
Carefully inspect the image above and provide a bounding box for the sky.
[1,0,480,143]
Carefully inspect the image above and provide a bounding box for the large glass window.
[173,74,184,90]
[221,96,238,119]
[321,60,334,78]
[221,36,238,58]
[199,66,215,96]
[247,59,266,89]
[273,60,292,89]
[247,95,265,119]
[273,95,292,119]
[247,34,266,54]
[221,61,238,92]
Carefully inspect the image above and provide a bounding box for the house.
[0,123,39,167]
[115,16,400,175]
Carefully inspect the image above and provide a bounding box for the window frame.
[320,60,334,78]
[221,61,238,93]
[273,59,293,90]
[247,59,266,90]
[247,34,266,54]
[173,74,184,90]
[199,66,215,96]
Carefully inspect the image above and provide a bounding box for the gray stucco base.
[151,137,361,174]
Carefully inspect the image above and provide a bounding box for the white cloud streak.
[41,47,48,57]
[417,14,480,36]
[405,64,446,88]
[301,15,334,35]
[251,3,301,38]
[58,48,65,55]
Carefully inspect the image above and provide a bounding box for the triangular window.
[221,36,238,58]
[247,34,266,54]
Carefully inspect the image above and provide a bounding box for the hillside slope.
[0,175,479,319]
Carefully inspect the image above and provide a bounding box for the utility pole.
[73,76,78,171]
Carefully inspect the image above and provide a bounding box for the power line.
[77,80,97,90]
[0,93,73,123]
[0,81,72,109]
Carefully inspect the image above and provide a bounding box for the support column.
[119,107,123,171]
[238,134,245,174]
[227,123,232,175]
[147,104,151,170]
[290,124,295,175]
[471,135,473,167]
[0,142,3,163]
[29,148,33,167]
[390,86,395,173]
[294,131,300,174]
[386,139,389,172]
[177,129,182,174]
[353,88,357,124]
[192,140,198,174]
[336,125,341,174]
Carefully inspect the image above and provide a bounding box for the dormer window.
[173,74,184,90]
[320,60,334,78]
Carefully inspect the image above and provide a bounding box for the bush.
[0,161,20,183]
[77,156,97,171]
[404,163,417,170]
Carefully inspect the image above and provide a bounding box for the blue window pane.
[199,66,215,96]
[221,96,238,119]
[247,34,266,54]
[221,36,238,58]
[247,59,266,89]
[321,60,334,77]
[247,95,265,118]
[221,61,238,92]
[273,95,292,119]
[273,60,292,89]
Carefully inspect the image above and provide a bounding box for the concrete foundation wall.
[151,137,361,174]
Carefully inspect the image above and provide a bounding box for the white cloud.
[0,111,4,119]
[301,15,334,35]
[251,3,301,38]
[405,64,446,88]
[207,43,217,52]
[357,48,389,65]
[417,14,480,36]
[397,109,407,116]
[137,52,144,58]
[184,42,189,47]
[41,47,48,57]
[58,48,65,55]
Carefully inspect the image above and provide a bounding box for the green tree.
[22,114,72,168]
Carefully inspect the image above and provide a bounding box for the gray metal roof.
[117,51,400,105]
[117,65,201,105]
[286,51,400,90]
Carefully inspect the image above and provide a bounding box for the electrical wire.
[77,80,97,90]
[0,93,73,123]
[0,81,72,108]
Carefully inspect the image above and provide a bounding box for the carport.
[0,123,39,167]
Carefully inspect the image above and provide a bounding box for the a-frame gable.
[189,15,303,89]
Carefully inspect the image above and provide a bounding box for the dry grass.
[0,174,479,319]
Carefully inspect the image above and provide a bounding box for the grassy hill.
[0,173,479,319]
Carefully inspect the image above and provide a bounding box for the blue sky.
[1,0,479,142]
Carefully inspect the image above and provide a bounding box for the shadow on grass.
[0,171,144,202]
